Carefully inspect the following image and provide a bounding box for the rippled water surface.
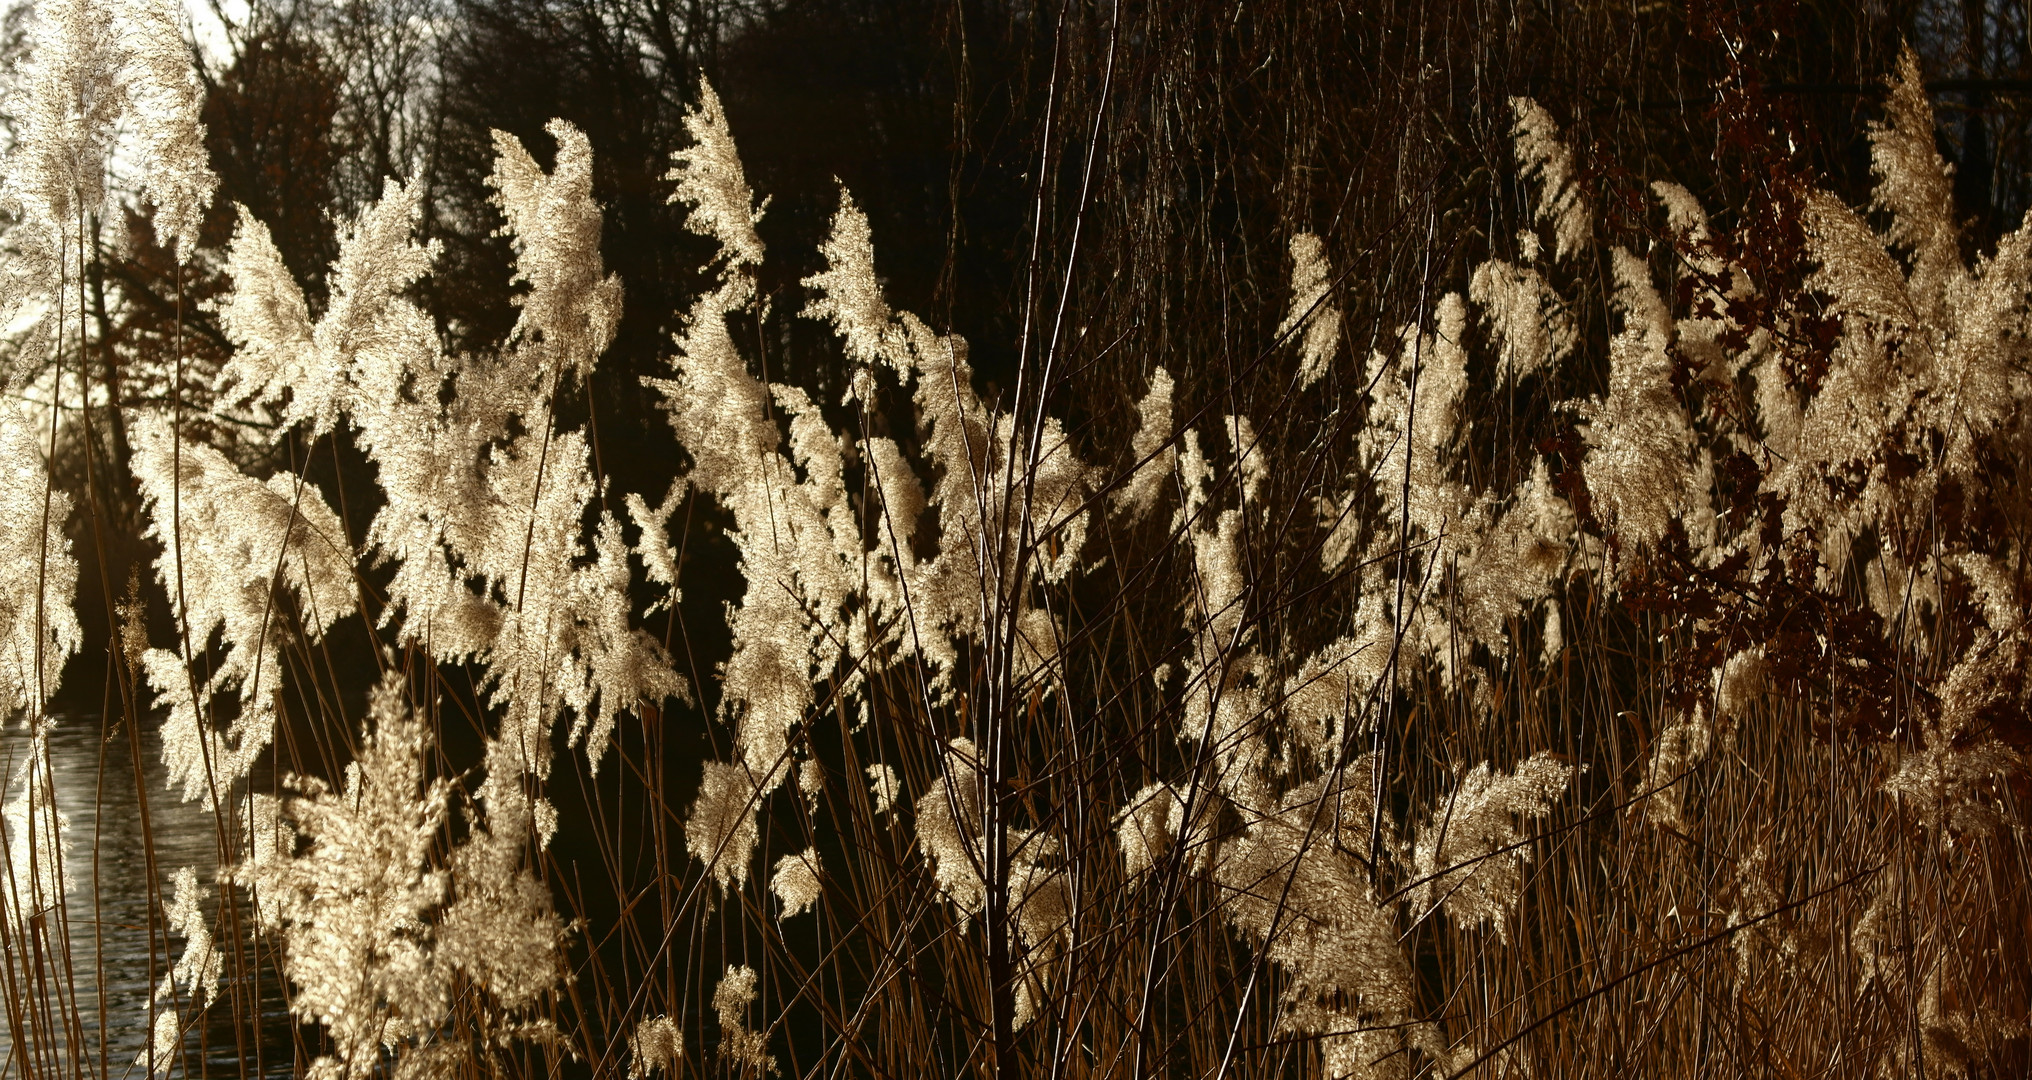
[0,718,296,1079]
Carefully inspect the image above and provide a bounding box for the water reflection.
[0,718,298,1079]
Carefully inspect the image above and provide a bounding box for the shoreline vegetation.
[0,1,2025,1077]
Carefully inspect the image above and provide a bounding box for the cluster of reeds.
[0,2,2022,1076]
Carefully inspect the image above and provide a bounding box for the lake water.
[0,717,298,1080]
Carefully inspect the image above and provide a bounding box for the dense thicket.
[0,0,2027,1078]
